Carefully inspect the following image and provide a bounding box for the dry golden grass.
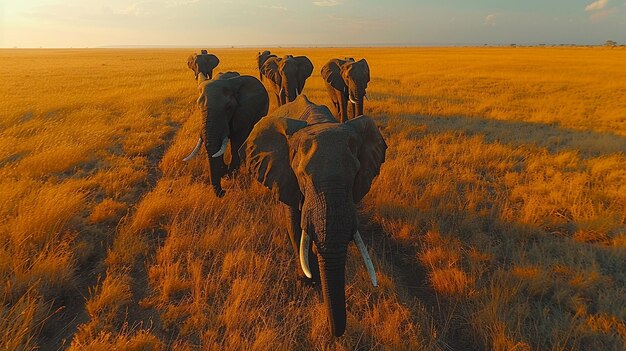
[0,47,624,350]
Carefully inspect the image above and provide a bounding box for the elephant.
[187,51,220,80]
[261,55,314,107]
[240,95,387,337]
[256,50,277,80]
[182,72,269,197]
[321,58,370,123]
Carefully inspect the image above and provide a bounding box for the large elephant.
[187,51,220,79]
[321,58,370,122]
[256,50,277,80]
[261,55,314,107]
[183,72,269,197]
[240,95,386,337]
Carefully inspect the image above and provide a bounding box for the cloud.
[313,0,341,6]
[585,0,609,11]
[268,4,288,11]
[589,7,618,21]
[112,0,199,16]
[484,13,498,26]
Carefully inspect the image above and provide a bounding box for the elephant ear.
[345,115,387,203]
[262,58,281,86]
[187,55,196,70]
[226,75,268,134]
[239,116,307,207]
[295,56,314,92]
[360,59,371,83]
[204,54,220,70]
[321,60,345,93]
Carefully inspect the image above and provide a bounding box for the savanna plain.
[1,47,625,350]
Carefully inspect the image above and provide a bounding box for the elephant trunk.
[207,156,226,197]
[318,249,347,337]
[284,76,298,103]
[356,96,364,117]
[348,86,366,117]
[302,186,355,337]
[203,109,230,196]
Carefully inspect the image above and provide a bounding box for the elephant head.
[262,55,314,105]
[216,71,241,80]
[240,95,386,337]
[184,73,269,196]
[256,50,276,80]
[323,58,370,118]
[187,52,220,80]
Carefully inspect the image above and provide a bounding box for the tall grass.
[1,47,624,350]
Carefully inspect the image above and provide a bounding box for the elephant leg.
[208,70,213,80]
[325,85,341,119]
[227,133,246,175]
[285,204,320,284]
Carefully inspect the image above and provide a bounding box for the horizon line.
[2,43,620,49]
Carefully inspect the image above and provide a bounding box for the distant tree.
[510,43,517,48]
[604,40,617,47]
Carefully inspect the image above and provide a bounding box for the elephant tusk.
[211,137,229,158]
[299,230,313,279]
[354,230,377,287]
[364,94,369,101]
[349,96,358,105]
[182,138,203,161]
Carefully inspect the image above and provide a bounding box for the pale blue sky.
[1,0,625,47]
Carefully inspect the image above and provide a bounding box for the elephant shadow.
[355,116,626,348]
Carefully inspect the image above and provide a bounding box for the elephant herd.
[183,50,384,338]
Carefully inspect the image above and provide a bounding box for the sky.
[1,0,625,48]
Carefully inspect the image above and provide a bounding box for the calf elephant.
[183,72,269,197]
[261,55,314,107]
[187,51,220,80]
[321,58,370,122]
[240,95,386,337]
[256,50,277,80]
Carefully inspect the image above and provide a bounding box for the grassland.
[0,47,625,350]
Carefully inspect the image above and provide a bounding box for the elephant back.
[269,95,336,125]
